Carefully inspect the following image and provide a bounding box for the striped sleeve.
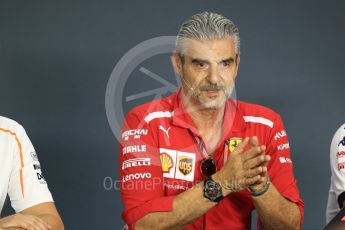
[7,124,53,212]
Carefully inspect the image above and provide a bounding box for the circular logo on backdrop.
[105,36,179,142]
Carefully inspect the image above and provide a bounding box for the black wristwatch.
[203,176,224,203]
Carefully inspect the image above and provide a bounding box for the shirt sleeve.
[120,111,175,229]
[8,124,53,212]
[260,115,304,226]
[326,123,345,223]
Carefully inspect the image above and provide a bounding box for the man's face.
[173,37,240,109]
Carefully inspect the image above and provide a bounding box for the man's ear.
[171,51,183,76]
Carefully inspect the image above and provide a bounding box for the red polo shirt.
[119,89,304,229]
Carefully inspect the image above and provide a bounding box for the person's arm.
[327,124,345,223]
[134,137,269,229]
[250,116,304,230]
[20,202,64,229]
[251,183,300,230]
[0,202,64,230]
[1,122,64,230]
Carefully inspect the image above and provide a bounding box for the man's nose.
[206,65,220,84]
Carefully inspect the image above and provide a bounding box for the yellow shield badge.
[229,137,242,152]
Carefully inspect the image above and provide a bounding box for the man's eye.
[195,62,207,68]
[221,61,231,67]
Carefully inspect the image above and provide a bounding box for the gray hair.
[176,12,240,56]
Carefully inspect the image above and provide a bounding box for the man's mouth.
[204,89,221,97]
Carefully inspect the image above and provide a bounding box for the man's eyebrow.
[191,58,210,64]
[219,57,235,63]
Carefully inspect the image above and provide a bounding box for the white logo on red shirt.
[279,156,292,164]
[122,158,151,169]
[159,125,171,139]
[277,143,290,151]
[122,145,147,154]
[121,129,148,141]
[274,130,287,140]
[122,173,152,182]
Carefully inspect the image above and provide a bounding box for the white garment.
[0,116,53,213]
[326,123,345,223]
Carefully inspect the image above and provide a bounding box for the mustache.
[199,84,225,91]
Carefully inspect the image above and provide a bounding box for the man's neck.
[181,92,225,135]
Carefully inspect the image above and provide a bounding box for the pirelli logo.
[122,158,151,169]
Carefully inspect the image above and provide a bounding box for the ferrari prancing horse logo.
[229,137,242,152]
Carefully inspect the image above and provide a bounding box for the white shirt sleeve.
[326,123,345,223]
[7,123,53,212]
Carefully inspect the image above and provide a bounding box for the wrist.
[248,175,270,197]
[212,173,232,196]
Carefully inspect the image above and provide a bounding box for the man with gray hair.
[119,12,304,229]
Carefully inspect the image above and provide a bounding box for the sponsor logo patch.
[279,156,292,164]
[160,153,173,173]
[122,145,146,154]
[33,164,41,170]
[339,162,345,171]
[32,163,46,184]
[337,151,345,158]
[160,148,177,178]
[159,148,195,182]
[159,125,171,139]
[30,152,38,161]
[274,130,287,140]
[229,137,242,153]
[339,137,345,147]
[175,152,195,182]
[122,158,150,169]
[122,173,152,182]
[277,143,290,151]
[36,172,46,184]
[178,157,193,175]
[121,129,148,141]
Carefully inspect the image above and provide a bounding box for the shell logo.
[160,153,173,173]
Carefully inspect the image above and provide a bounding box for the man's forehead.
[181,37,237,61]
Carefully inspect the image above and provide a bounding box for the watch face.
[205,181,220,198]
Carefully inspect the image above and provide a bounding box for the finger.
[242,145,263,162]
[32,217,50,230]
[26,216,49,230]
[250,136,259,147]
[249,175,266,186]
[260,154,271,167]
[231,137,249,155]
[244,154,267,170]
[244,166,263,178]
[244,175,261,186]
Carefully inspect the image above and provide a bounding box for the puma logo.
[159,125,171,139]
